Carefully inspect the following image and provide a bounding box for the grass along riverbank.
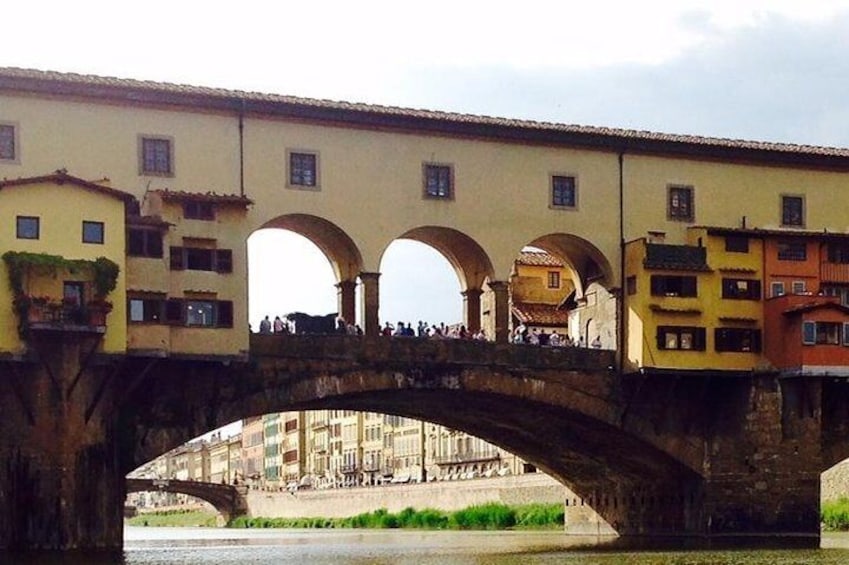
[233,502,564,530]
[128,502,565,530]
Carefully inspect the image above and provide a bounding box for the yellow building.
[0,171,130,354]
[509,251,573,339]
[624,227,766,373]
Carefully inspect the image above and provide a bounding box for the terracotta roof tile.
[150,189,253,206]
[511,302,570,326]
[516,251,564,268]
[0,169,134,202]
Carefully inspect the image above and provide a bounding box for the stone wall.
[822,460,849,502]
[246,473,568,519]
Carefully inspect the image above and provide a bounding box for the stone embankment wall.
[823,461,849,502]
[246,473,568,519]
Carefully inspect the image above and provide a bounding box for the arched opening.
[509,234,615,348]
[248,214,364,332]
[379,226,494,336]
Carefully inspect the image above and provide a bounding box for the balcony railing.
[26,303,110,332]
[433,450,501,466]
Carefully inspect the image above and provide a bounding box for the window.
[667,185,694,221]
[781,195,805,227]
[423,164,452,199]
[170,247,233,272]
[626,276,637,295]
[777,240,806,261]
[657,326,706,351]
[725,235,749,253]
[721,278,761,300]
[827,243,849,264]
[771,281,785,297]
[802,321,841,345]
[128,228,164,258]
[139,136,173,176]
[164,298,234,328]
[791,281,807,295]
[715,328,762,352]
[0,123,16,161]
[823,286,849,306]
[288,151,318,187]
[183,201,215,221]
[547,271,561,289]
[82,221,104,244]
[16,216,39,239]
[650,275,697,297]
[551,175,577,208]
[128,297,165,323]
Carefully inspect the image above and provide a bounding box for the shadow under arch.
[393,226,495,291]
[526,233,615,297]
[259,214,363,282]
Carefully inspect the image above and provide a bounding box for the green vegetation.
[822,498,849,531]
[228,502,564,531]
[126,508,218,527]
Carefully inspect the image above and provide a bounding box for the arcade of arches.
[255,215,616,344]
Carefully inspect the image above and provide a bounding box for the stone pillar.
[0,331,127,551]
[335,280,356,326]
[487,280,510,343]
[462,288,482,333]
[358,272,381,336]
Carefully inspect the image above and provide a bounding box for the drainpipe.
[617,151,626,374]
[238,99,246,197]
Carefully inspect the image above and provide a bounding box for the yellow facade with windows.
[0,175,128,354]
[625,228,766,373]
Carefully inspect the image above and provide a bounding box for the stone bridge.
[126,478,248,523]
[4,332,849,550]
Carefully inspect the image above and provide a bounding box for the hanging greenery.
[2,251,120,335]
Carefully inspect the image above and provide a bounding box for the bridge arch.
[126,478,249,524]
[523,233,614,297]
[259,214,364,283]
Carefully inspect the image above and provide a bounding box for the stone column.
[335,280,356,326]
[358,272,381,336]
[488,281,510,343]
[0,331,127,551]
[462,288,482,333]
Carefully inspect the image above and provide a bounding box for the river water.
[5,528,849,564]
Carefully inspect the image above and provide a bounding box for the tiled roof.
[516,251,564,268]
[643,243,710,271]
[511,302,570,326]
[0,170,134,202]
[704,226,849,240]
[151,189,253,206]
[782,298,849,316]
[3,67,849,169]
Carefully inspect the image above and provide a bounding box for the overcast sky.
[8,1,849,327]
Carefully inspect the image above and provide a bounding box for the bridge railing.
[250,334,616,372]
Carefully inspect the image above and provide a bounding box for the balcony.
[340,464,359,474]
[24,300,111,333]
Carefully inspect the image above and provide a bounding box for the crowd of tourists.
[257,314,601,348]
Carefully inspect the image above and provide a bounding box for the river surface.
[6,528,849,564]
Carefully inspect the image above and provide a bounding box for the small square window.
[82,221,104,244]
[781,195,805,227]
[183,201,215,220]
[668,185,694,221]
[551,175,577,208]
[792,281,806,295]
[771,281,785,297]
[423,164,453,199]
[547,271,561,289]
[725,235,749,253]
[16,216,39,239]
[289,151,318,187]
[0,124,17,161]
[139,136,174,176]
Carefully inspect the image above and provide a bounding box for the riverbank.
[128,502,564,530]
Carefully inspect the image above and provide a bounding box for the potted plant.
[87,298,113,326]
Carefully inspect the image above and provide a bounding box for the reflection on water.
[3,528,849,564]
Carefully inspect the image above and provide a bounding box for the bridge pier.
[0,331,126,551]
